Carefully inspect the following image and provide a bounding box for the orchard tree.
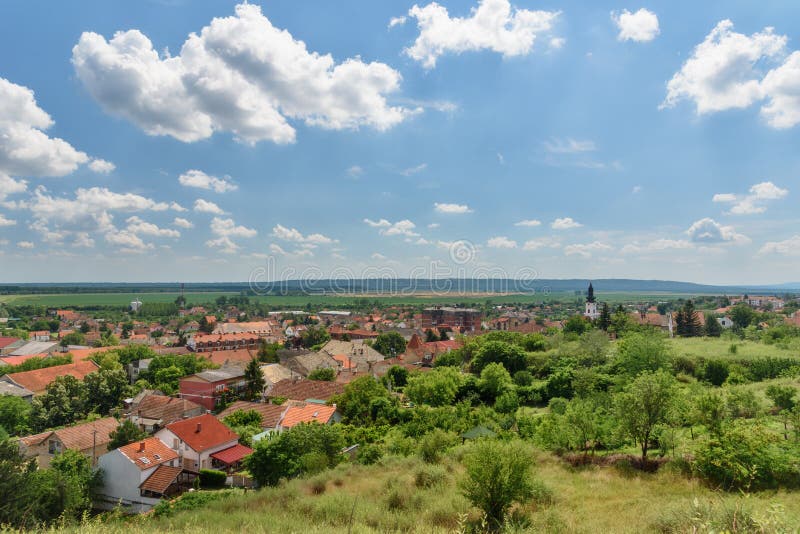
[614,370,677,464]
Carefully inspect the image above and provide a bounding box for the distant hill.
[0,278,797,295]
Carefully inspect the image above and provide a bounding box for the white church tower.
[584,282,599,320]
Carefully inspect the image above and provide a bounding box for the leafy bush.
[414,464,447,488]
[419,429,458,464]
[152,490,231,517]
[356,443,383,465]
[702,360,729,387]
[199,469,227,489]
[307,368,336,381]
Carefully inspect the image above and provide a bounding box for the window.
[48,440,61,455]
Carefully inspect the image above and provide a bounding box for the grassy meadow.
[51,453,800,534]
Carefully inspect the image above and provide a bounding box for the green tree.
[704,314,722,337]
[693,391,727,437]
[244,357,266,400]
[766,385,797,412]
[84,368,128,414]
[563,315,590,335]
[50,448,100,516]
[471,340,527,374]
[300,326,331,349]
[307,367,336,381]
[0,395,32,435]
[30,375,89,431]
[332,376,390,425]
[257,340,280,363]
[459,440,537,530]
[405,367,464,407]
[245,422,345,486]
[615,332,671,376]
[598,303,612,331]
[107,419,147,450]
[730,303,757,330]
[59,332,86,347]
[372,331,407,357]
[382,365,409,390]
[702,360,729,387]
[223,409,263,428]
[478,362,513,403]
[614,370,677,464]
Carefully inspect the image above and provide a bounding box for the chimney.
[196,423,202,433]
[138,441,146,453]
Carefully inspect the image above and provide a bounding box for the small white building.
[95,437,191,513]
[130,299,143,312]
[154,413,240,472]
[717,316,734,329]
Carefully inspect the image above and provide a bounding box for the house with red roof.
[178,367,247,411]
[1,359,99,396]
[0,336,23,355]
[18,416,118,468]
[279,402,339,430]
[154,414,242,472]
[95,437,192,513]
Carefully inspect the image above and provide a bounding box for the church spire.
[587,282,595,303]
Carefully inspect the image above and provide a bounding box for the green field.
[668,337,800,362]
[0,290,699,308]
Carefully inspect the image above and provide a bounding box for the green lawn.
[668,336,800,362]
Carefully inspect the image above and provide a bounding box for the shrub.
[548,397,568,415]
[419,429,457,464]
[414,464,447,488]
[152,490,231,517]
[198,469,227,489]
[355,443,383,465]
[307,368,336,381]
[309,474,327,495]
[702,360,729,387]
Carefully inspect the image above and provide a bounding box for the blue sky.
[0,0,799,284]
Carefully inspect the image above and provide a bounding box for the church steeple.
[584,282,599,319]
[587,282,596,303]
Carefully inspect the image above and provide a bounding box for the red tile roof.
[0,354,45,366]
[164,414,238,453]
[20,417,118,451]
[118,437,178,470]
[280,403,337,429]
[268,378,345,402]
[4,360,99,394]
[199,348,257,367]
[0,337,21,349]
[134,394,203,425]
[139,465,183,494]
[210,443,252,465]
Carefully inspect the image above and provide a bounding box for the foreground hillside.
[58,453,800,534]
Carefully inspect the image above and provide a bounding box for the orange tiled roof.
[199,348,257,366]
[0,354,46,366]
[164,414,238,453]
[280,403,337,429]
[139,465,183,494]
[118,437,178,470]
[269,378,345,401]
[20,417,118,451]
[210,443,252,465]
[134,395,203,425]
[4,360,99,394]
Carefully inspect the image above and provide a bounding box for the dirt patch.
[562,453,669,472]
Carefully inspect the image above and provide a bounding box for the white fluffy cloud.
[543,138,595,153]
[686,217,750,244]
[72,3,411,145]
[611,8,660,42]
[88,159,115,174]
[405,0,560,68]
[621,239,693,254]
[193,199,225,215]
[272,224,336,245]
[17,241,34,249]
[173,217,194,229]
[210,217,256,238]
[564,241,612,258]
[514,219,541,227]
[662,20,800,128]
[0,173,27,202]
[522,237,560,250]
[125,216,180,238]
[0,214,16,227]
[759,235,800,256]
[434,202,472,214]
[0,78,89,177]
[712,181,788,215]
[551,217,582,230]
[179,169,237,193]
[364,218,419,237]
[487,236,517,249]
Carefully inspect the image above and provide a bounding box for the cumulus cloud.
[759,235,800,256]
[522,237,561,251]
[105,228,153,253]
[686,217,750,244]
[661,20,800,127]
[0,174,27,202]
[173,217,194,229]
[564,241,612,258]
[347,165,364,178]
[712,181,788,214]
[514,219,541,227]
[400,163,427,176]
[551,217,582,230]
[621,239,693,254]
[371,252,387,260]
[72,3,411,145]
[17,241,34,249]
[179,169,237,193]
[88,159,115,174]
[364,218,419,237]
[434,202,472,214]
[405,0,560,68]
[388,16,407,29]
[125,216,180,238]
[193,199,225,214]
[487,236,517,249]
[272,224,336,245]
[210,217,256,238]
[0,214,16,227]
[0,78,90,177]
[611,8,660,42]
